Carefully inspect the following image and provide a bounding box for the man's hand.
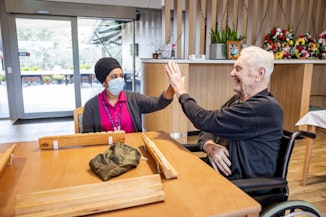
[203,141,232,176]
[164,60,187,97]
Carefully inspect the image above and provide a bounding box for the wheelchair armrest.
[231,177,288,192]
[298,130,316,139]
[182,144,201,152]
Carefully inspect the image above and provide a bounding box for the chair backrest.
[275,131,316,179]
[73,107,84,133]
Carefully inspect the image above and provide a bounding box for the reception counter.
[141,59,326,142]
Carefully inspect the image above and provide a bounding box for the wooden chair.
[73,107,84,133]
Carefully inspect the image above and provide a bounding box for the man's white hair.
[240,46,274,84]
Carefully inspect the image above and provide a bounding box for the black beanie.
[94,57,122,83]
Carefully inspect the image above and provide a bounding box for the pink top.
[98,90,135,133]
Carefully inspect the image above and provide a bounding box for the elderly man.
[165,46,284,180]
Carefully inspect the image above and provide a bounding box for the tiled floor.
[0,118,75,143]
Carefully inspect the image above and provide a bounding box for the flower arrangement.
[263,27,295,59]
[317,30,326,59]
[294,32,318,59]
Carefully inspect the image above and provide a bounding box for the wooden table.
[0,131,261,217]
[296,110,326,186]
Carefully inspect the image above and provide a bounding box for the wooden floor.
[0,119,325,215]
[186,128,326,215]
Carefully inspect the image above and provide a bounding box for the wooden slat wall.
[187,0,196,55]
[164,0,326,58]
[259,0,269,46]
[199,0,206,55]
[205,0,217,56]
[174,0,183,58]
[163,0,171,44]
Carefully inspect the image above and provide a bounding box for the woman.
[82,57,174,133]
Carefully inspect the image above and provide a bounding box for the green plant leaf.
[210,23,246,43]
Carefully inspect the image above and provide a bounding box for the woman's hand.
[203,141,232,176]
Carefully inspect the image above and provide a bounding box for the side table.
[295,110,326,186]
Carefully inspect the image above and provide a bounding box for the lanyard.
[101,94,122,131]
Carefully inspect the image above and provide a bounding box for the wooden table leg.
[301,125,316,186]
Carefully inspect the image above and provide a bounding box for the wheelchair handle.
[297,130,316,139]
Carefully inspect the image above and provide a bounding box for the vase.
[209,43,226,59]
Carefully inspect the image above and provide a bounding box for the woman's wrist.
[164,84,175,100]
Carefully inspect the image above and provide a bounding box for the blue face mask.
[108,78,125,96]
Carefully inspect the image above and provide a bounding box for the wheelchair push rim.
[260,200,323,217]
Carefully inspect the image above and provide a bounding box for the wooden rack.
[39,131,125,150]
[15,174,165,217]
[0,144,16,177]
[142,134,178,179]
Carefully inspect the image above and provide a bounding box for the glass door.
[16,17,76,116]
[12,15,139,119]
[0,49,9,118]
[77,17,135,106]
[0,27,9,118]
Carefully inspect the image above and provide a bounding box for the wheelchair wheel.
[260,200,323,217]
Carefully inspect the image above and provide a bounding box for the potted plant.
[52,74,65,84]
[226,24,245,41]
[209,23,245,59]
[43,76,51,84]
[80,63,91,70]
[209,23,227,59]
[0,75,6,85]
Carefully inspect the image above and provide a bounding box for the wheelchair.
[184,130,323,217]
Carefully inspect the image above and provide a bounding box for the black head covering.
[94,57,122,83]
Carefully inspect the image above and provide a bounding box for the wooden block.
[0,143,16,177]
[15,174,165,217]
[142,134,178,179]
[39,131,125,150]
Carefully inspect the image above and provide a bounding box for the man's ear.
[257,67,266,81]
